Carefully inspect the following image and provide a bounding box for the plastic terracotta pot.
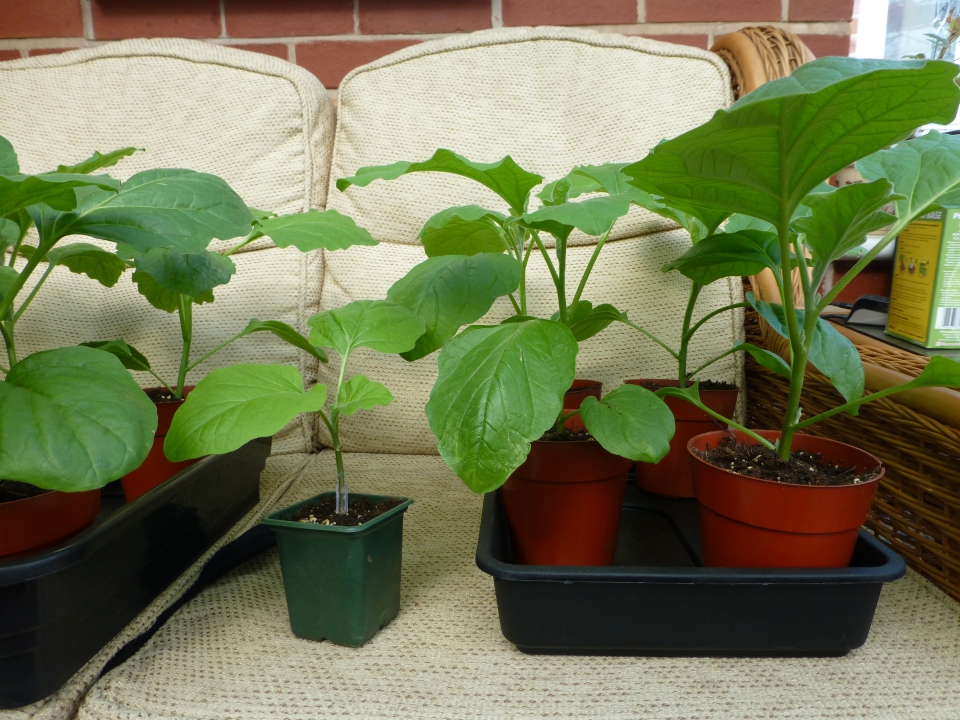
[120,386,197,502]
[262,493,413,647]
[628,379,738,498]
[0,488,100,557]
[501,439,632,566]
[563,379,602,432]
[688,430,883,568]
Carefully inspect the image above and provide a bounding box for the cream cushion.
[0,40,336,454]
[322,27,742,454]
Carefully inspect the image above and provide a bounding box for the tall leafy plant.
[622,57,960,459]
[337,152,677,493]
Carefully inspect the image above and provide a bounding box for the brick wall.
[0,0,853,92]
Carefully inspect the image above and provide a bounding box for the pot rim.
[625,378,740,394]
[263,492,413,535]
[687,429,884,490]
[0,486,77,508]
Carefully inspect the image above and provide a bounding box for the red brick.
[225,0,353,38]
[503,0,636,26]
[646,0,779,22]
[0,50,23,61]
[1,0,84,38]
[790,0,854,22]
[296,39,420,88]
[360,0,490,33]
[798,33,851,57]
[640,34,709,49]
[27,47,77,56]
[227,42,290,60]
[91,0,221,40]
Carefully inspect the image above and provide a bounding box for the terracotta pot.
[563,379,602,432]
[688,430,883,568]
[120,387,197,503]
[628,379,738,498]
[0,488,100,557]
[501,439,632,566]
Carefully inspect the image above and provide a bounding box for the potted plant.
[163,295,424,646]
[337,152,676,565]
[621,56,960,567]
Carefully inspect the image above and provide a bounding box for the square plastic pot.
[262,493,412,647]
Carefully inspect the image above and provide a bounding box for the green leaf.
[132,270,214,312]
[662,229,783,285]
[624,58,960,226]
[337,149,543,216]
[80,339,151,371]
[0,218,19,255]
[256,209,378,252]
[335,375,393,416]
[551,300,626,342]
[131,247,236,297]
[523,192,637,237]
[32,169,254,254]
[750,295,864,406]
[418,205,510,257]
[734,342,791,378]
[579,384,675,462]
[248,207,276,222]
[537,163,633,204]
[905,355,960,388]
[0,346,157,490]
[0,135,18,176]
[28,242,128,287]
[0,265,20,303]
[387,253,521,361]
[307,299,426,359]
[857,130,960,222]
[631,193,730,243]
[0,173,120,218]
[56,147,140,175]
[793,179,899,264]
[425,319,578,493]
[236,319,328,363]
[724,213,776,234]
[164,364,326,462]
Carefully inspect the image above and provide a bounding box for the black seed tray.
[0,437,270,708]
[476,480,906,657]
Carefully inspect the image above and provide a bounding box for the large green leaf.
[662,229,783,285]
[418,205,510,257]
[750,295,864,406]
[857,130,960,222]
[81,339,151,372]
[537,163,633,204]
[337,149,543,216]
[1,173,120,218]
[56,147,140,175]
[235,319,327,363]
[793,179,899,264]
[132,270,214,312]
[335,374,393,416]
[31,169,254,253]
[551,300,626,341]
[131,247,236,297]
[21,242,128,288]
[387,253,521,361]
[0,265,20,302]
[579,384,675,462]
[425,319,578,493]
[0,135,18,176]
[0,346,157,490]
[624,58,960,226]
[904,355,960,388]
[734,342,791,378]
[724,213,776,234]
[256,209,378,252]
[523,191,640,237]
[164,364,326,462]
[307,299,426,359]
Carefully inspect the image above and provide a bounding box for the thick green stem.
[571,227,610,308]
[677,283,701,387]
[175,295,193,399]
[12,263,54,323]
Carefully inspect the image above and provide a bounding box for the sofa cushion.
[0,40,336,454]
[321,27,740,454]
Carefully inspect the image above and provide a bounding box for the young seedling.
[621,57,960,459]
[338,152,676,493]
[163,299,424,514]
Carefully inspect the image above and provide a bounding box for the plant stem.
[685,302,752,342]
[531,232,564,320]
[571,227,610,308]
[175,294,193,399]
[8,223,28,267]
[816,223,902,314]
[185,328,247,373]
[620,318,679,359]
[223,229,264,257]
[688,400,777,451]
[794,382,917,430]
[519,235,533,315]
[686,346,739,382]
[12,263,54,323]
[677,283,701,387]
[0,239,50,321]
[147,369,177,396]
[508,293,522,315]
[0,319,16,369]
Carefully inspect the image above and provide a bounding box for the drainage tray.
[476,480,906,657]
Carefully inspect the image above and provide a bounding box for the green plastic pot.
[262,492,412,647]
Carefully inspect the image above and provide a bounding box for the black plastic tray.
[0,437,270,709]
[477,480,906,656]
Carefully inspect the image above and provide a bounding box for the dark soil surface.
[636,380,737,391]
[291,496,404,527]
[539,426,593,442]
[0,479,50,504]
[145,387,182,403]
[696,435,881,486]
[566,382,601,394]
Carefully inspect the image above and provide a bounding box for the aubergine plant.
[337,153,677,493]
[619,57,960,460]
